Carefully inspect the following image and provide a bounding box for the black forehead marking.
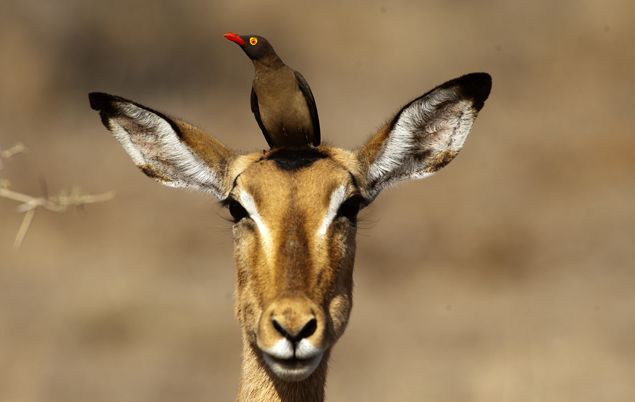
[265,148,329,171]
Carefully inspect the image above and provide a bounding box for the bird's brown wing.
[293,71,321,146]
[251,87,274,147]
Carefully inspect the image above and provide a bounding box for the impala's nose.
[257,296,326,381]
[258,296,326,355]
[272,315,317,342]
[263,297,323,347]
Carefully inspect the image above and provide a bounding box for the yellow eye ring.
[249,37,258,46]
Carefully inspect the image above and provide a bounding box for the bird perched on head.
[224,32,320,149]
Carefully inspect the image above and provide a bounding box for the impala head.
[89,73,491,383]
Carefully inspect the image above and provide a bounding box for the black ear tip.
[88,92,112,111]
[457,72,492,111]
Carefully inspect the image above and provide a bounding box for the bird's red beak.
[224,32,245,46]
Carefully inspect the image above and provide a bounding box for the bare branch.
[0,143,27,159]
[1,142,114,248]
[0,185,115,248]
[14,208,36,249]
[0,143,27,170]
[0,186,115,213]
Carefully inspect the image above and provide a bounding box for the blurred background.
[1,0,633,401]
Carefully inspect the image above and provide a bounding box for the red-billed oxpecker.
[224,33,320,149]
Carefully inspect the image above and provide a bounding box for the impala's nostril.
[271,316,318,342]
[272,318,289,338]
[297,318,317,340]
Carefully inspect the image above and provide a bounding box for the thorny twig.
[0,143,26,170]
[1,143,114,248]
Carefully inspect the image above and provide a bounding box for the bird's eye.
[249,37,258,46]
[336,196,365,223]
[227,199,249,223]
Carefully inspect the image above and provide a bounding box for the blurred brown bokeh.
[1,1,634,401]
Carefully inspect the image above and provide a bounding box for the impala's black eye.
[336,196,364,223]
[228,199,249,223]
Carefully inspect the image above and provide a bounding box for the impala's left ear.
[356,73,491,200]
[89,92,237,199]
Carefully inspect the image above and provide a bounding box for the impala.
[89,72,491,401]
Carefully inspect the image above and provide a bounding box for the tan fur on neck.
[238,340,328,402]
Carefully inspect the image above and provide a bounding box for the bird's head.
[224,33,279,63]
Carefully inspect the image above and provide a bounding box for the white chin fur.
[263,338,322,360]
[262,352,323,382]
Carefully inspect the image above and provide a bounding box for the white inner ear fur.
[239,190,273,254]
[368,88,474,183]
[110,103,222,197]
[110,120,146,166]
[317,185,347,238]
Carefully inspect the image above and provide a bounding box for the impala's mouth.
[262,351,323,382]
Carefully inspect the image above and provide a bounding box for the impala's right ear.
[356,73,491,200]
[89,92,237,199]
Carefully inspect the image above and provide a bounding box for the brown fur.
[219,153,358,401]
[425,149,459,172]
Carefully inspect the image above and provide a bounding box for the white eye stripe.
[239,191,273,253]
[317,185,347,238]
[239,185,347,248]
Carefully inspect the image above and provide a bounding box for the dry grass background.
[1,1,634,401]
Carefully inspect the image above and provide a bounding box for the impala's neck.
[237,339,328,402]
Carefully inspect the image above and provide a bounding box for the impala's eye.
[336,196,364,223]
[249,37,258,46]
[228,199,249,223]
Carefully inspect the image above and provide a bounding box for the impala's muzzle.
[256,296,327,381]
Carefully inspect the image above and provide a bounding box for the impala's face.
[226,149,363,381]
